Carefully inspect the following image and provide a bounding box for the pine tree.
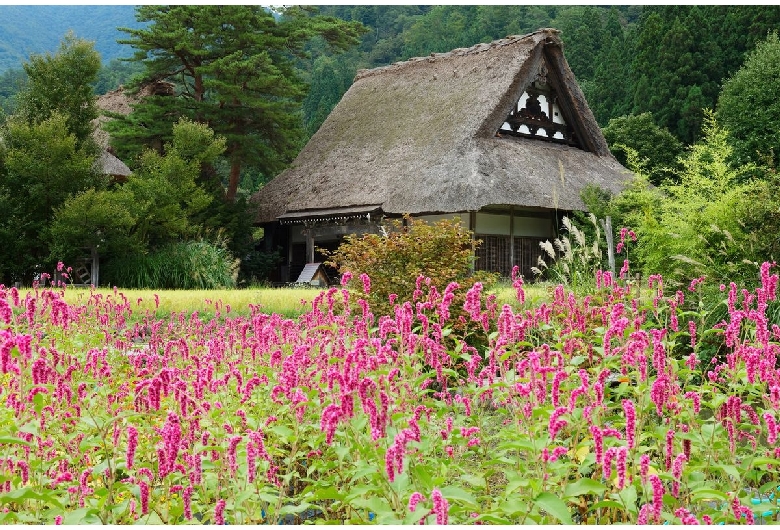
[110,6,365,201]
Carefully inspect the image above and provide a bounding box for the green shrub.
[103,238,238,289]
[325,215,496,318]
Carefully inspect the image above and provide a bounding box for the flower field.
[1,263,780,524]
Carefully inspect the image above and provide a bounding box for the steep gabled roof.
[252,28,630,224]
[96,150,131,179]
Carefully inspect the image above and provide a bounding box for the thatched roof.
[93,82,172,150]
[96,150,131,178]
[252,28,631,224]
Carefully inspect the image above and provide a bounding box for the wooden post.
[91,247,99,287]
[601,216,615,276]
[469,211,476,274]
[509,206,515,276]
[306,228,314,263]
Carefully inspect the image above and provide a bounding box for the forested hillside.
[0,5,140,73]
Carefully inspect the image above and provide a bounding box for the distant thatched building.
[251,29,631,283]
[93,81,174,181]
[94,86,135,181]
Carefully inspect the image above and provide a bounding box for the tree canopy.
[109,5,366,202]
[16,32,101,147]
[717,32,780,170]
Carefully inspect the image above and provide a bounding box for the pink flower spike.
[408,492,426,512]
[359,273,371,294]
[214,499,226,525]
[431,489,449,525]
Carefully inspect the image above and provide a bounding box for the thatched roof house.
[251,29,631,282]
[93,82,173,181]
[94,86,136,180]
[96,150,131,180]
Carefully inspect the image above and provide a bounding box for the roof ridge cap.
[354,28,560,82]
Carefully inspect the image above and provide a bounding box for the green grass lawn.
[26,286,323,320]
[23,282,554,322]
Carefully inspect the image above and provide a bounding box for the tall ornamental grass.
[103,239,238,290]
[1,258,780,523]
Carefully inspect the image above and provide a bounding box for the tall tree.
[603,112,683,186]
[111,5,366,202]
[0,114,103,283]
[0,33,103,283]
[717,32,780,170]
[15,31,101,147]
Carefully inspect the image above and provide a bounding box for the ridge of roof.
[355,28,561,81]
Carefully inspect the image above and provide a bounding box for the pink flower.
[675,507,700,525]
[765,413,779,444]
[463,282,483,321]
[688,276,705,292]
[622,399,636,450]
[649,474,664,523]
[548,406,568,440]
[591,425,604,464]
[227,435,242,477]
[688,320,697,350]
[603,447,617,481]
[183,486,193,520]
[340,271,353,286]
[16,461,29,484]
[54,515,62,525]
[408,492,426,512]
[320,404,341,445]
[619,259,630,280]
[616,446,628,489]
[637,503,650,525]
[672,453,687,497]
[359,273,371,294]
[214,498,226,525]
[431,489,449,525]
[126,426,138,470]
[139,481,150,515]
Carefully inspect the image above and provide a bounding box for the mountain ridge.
[0,5,141,73]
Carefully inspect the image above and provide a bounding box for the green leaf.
[571,355,587,366]
[0,436,33,447]
[533,491,573,524]
[278,502,313,516]
[439,485,479,509]
[715,463,741,482]
[410,462,434,490]
[478,513,515,524]
[690,488,729,502]
[268,424,295,442]
[611,485,637,515]
[498,497,529,516]
[564,478,607,498]
[1,487,64,508]
[255,491,279,504]
[62,508,100,525]
[309,485,346,502]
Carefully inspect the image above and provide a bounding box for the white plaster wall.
[415,213,469,229]
[514,216,552,237]
[475,212,511,235]
[475,212,552,237]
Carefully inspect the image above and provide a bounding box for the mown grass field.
[25,282,553,321]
